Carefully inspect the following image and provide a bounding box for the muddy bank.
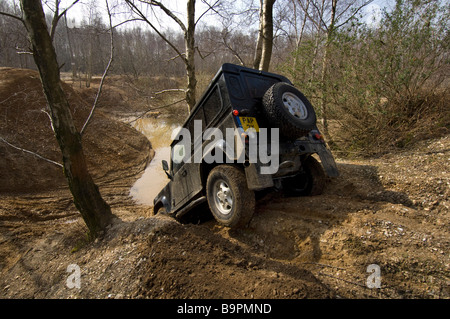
[0,67,152,193]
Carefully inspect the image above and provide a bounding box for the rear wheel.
[206,165,255,228]
[282,156,326,196]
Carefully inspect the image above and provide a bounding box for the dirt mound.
[136,221,332,299]
[0,67,152,193]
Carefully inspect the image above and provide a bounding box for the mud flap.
[245,163,274,190]
[317,148,339,177]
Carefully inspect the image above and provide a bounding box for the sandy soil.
[0,68,448,299]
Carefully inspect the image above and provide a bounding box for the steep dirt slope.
[0,67,152,193]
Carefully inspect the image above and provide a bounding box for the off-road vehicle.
[153,63,339,228]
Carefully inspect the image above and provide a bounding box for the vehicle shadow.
[220,161,414,264]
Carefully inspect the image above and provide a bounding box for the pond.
[129,117,179,206]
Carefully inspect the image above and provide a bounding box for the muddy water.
[129,118,179,205]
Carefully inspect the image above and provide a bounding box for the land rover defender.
[153,63,339,228]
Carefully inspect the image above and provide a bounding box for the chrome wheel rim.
[213,179,233,215]
[282,92,308,120]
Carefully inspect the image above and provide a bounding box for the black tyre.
[156,206,167,215]
[262,82,316,140]
[206,165,255,228]
[282,156,326,196]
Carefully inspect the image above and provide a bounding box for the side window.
[203,86,222,126]
[188,109,206,146]
[171,129,191,175]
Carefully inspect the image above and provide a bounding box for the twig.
[127,98,185,124]
[154,89,186,95]
[80,0,114,136]
[0,10,25,27]
[0,137,63,168]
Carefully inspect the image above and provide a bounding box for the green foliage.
[280,0,450,156]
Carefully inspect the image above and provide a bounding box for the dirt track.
[0,68,448,299]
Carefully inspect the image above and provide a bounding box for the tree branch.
[127,98,186,124]
[0,137,63,168]
[222,29,246,66]
[195,0,221,26]
[154,89,186,95]
[140,0,187,32]
[50,0,80,41]
[335,0,374,29]
[0,10,25,27]
[125,0,187,64]
[80,0,114,136]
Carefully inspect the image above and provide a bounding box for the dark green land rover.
[153,63,339,228]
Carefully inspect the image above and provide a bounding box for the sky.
[61,0,390,31]
[63,0,219,31]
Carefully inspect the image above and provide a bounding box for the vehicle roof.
[170,63,291,145]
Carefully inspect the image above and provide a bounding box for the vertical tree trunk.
[293,0,310,70]
[185,0,197,112]
[86,29,93,88]
[258,0,276,71]
[319,0,337,143]
[64,13,77,81]
[253,0,264,69]
[20,0,114,239]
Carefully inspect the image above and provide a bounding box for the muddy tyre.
[282,156,326,196]
[206,165,255,228]
[262,82,316,140]
[156,206,167,215]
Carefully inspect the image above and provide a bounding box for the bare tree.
[126,0,220,112]
[18,0,114,239]
[80,0,115,135]
[45,0,80,41]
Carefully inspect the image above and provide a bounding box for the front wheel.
[206,165,255,228]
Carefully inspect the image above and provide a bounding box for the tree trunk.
[293,0,310,70]
[64,13,77,81]
[258,0,276,71]
[185,0,197,112]
[86,29,93,88]
[319,0,337,143]
[20,0,114,239]
[252,0,264,69]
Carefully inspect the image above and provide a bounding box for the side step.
[175,196,207,219]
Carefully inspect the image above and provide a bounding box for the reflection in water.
[129,118,179,205]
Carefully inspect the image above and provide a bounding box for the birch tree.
[253,0,276,71]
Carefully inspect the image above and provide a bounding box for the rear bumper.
[294,139,339,177]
